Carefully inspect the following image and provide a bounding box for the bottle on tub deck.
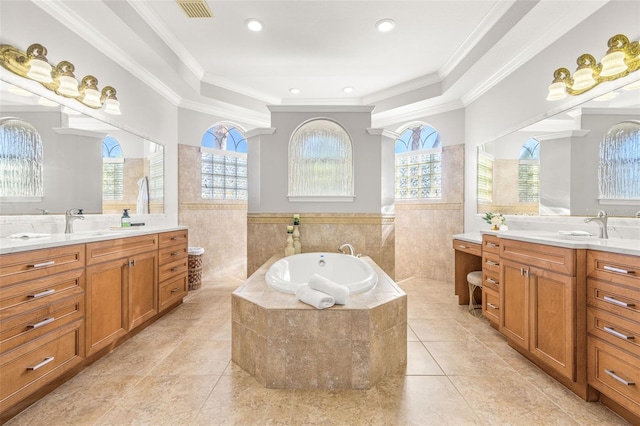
[285,226,295,257]
[121,209,131,227]
[293,214,301,254]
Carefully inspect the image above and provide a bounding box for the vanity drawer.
[482,287,500,324]
[452,239,481,257]
[0,245,85,288]
[86,234,158,266]
[500,239,575,276]
[0,293,84,354]
[158,245,188,265]
[482,271,500,292]
[587,307,640,357]
[482,234,500,254]
[158,257,188,283]
[159,274,188,312]
[587,250,639,288]
[0,320,83,413]
[0,269,84,313]
[482,252,500,275]
[588,336,640,417]
[159,230,188,249]
[588,278,640,324]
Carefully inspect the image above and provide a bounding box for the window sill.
[599,199,640,205]
[288,195,356,203]
[0,197,43,203]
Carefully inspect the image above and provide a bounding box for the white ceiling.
[22,1,616,123]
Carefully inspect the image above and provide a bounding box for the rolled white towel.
[308,273,349,305]
[296,284,335,309]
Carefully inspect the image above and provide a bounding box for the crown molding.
[179,98,270,127]
[534,129,590,141]
[268,105,375,113]
[362,73,441,106]
[371,99,465,128]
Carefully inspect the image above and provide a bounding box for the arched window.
[288,119,353,200]
[599,121,640,200]
[518,138,540,203]
[201,122,248,200]
[394,122,442,199]
[102,136,124,201]
[0,117,43,199]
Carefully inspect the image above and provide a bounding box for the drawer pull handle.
[603,296,635,308]
[486,278,498,285]
[27,356,55,371]
[487,303,499,310]
[171,236,181,241]
[171,287,180,293]
[604,326,634,340]
[30,260,55,268]
[486,243,498,248]
[28,289,55,299]
[28,317,55,329]
[170,251,181,256]
[603,265,634,275]
[486,260,498,266]
[170,267,180,272]
[458,245,468,249]
[604,369,635,386]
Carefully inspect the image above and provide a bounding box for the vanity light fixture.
[0,43,121,114]
[546,33,640,101]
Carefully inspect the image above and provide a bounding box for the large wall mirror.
[0,80,164,215]
[477,82,640,218]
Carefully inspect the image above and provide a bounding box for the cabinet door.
[529,267,575,381]
[128,251,158,331]
[501,259,528,351]
[86,259,128,356]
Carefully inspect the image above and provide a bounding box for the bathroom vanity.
[0,227,188,422]
[453,231,640,424]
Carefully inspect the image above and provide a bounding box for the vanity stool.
[467,271,483,316]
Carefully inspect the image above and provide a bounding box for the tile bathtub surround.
[5,275,628,425]
[232,255,407,390]
[247,213,395,279]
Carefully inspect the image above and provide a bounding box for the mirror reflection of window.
[201,123,248,200]
[0,117,43,199]
[518,138,540,203]
[102,136,124,206]
[599,121,640,201]
[477,147,494,205]
[394,123,442,200]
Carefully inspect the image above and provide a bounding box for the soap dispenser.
[121,209,131,227]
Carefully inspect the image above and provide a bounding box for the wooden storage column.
[158,230,188,312]
[0,245,86,422]
[481,234,500,329]
[452,238,482,305]
[586,250,640,423]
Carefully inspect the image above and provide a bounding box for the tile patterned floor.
[6,277,629,425]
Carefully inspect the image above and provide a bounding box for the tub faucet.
[338,243,355,256]
[584,210,608,239]
[65,208,84,234]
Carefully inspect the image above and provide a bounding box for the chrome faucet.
[65,208,84,234]
[584,210,608,239]
[338,243,355,256]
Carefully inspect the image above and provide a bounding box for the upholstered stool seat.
[467,271,483,316]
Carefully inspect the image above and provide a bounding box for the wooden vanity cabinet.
[481,234,500,328]
[158,230,188,312]
[452,239,482,305]
[499,239,580,382]
[586,250,640,420]
[0,245,85,420]
[85,234,158,357]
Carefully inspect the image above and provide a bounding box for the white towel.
[308,273,349,305]
[7,233,51,239]
[296,284,335,309]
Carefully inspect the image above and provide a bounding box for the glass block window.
[102,136,124,201]
[477,151,494,203]
[289,119,353,197]
[0,117,43,198]
[201,123,248,200]
[518,138,540,203]
[599,121,640,200]
[394,123,442,200]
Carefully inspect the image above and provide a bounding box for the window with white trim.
[102,136,124,201]
[394,123,442,200]
[201,123,248,200]
[518,138,540,203]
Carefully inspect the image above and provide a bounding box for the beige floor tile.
[405,341,445,376]
[423,340,516,376]
[408,318,475,342]
[149,339,231,376]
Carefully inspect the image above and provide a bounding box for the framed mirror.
[477,82,640,218]
[0,79,164,215]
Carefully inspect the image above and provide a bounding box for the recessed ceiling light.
[245,18,263,32]
[343,86,354,93]
[376,18,395,33]
[289,88,301,94]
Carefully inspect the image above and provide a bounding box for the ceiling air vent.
[176,0,213,18]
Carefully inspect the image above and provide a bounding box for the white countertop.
[0,226,188,255]
[453,230,640,256]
